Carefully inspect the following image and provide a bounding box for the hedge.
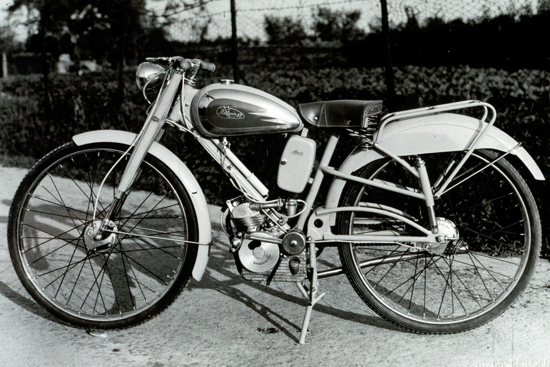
[1,64,548,255]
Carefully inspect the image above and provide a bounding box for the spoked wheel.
[8,142,199,329]
[337,150,541,333]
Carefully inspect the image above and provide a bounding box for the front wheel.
[8,142,199,329]
[337,150,541,334]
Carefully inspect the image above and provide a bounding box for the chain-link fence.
[167,0,549,109]
[167,0,549,91]
[168,0,543,42]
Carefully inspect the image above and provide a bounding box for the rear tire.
[8,142,199,329]
[337,150,541,333]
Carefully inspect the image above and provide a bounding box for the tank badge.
[217,106,245,119]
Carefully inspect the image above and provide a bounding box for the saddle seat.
[298,100,383,128]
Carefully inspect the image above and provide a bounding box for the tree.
[312,7,365,45]
[0,25,17,52]
[539,0,550,13]
[157,0,212,43]
[8,0,160,106]
[8,0,156,70]
[9,0,73,77]
[264,15,307,45]
[0,25,19,78]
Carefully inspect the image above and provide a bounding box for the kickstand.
[296,242,325,344]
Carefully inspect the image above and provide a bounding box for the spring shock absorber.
[414,157,439,234]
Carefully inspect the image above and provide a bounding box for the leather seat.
[298,100,383,128]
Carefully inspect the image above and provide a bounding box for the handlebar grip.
[178,58,216,73]
[201,61,216,72]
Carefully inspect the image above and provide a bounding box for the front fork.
[93,69,184,240]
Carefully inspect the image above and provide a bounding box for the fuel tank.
[190,82,303,137]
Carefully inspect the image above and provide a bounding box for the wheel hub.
[83,219,118,253]
[425,217,460,255]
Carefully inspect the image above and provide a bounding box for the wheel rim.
[346,152,532,325]
[15,146,191,322]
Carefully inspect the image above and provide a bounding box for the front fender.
[325,113,544,225]
[73,130,212,281]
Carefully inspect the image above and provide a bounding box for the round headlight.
[136,62,166,90]
[136,62,167,102]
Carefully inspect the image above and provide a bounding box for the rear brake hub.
[425,218,460,255]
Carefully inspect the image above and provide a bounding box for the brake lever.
[145,56,179,64]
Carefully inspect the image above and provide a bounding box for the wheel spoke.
[10,143,195,327]
[338,150,539,331]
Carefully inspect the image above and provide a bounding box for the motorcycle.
[7,56,544,344]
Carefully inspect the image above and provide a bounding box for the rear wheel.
[8,142,199,329]
[337,150,541,333]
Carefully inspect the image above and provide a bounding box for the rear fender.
[73,130,212,281]
[325,113,544,225]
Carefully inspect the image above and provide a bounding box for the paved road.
[1,166,550,366]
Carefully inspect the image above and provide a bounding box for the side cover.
[278,135,317,193]
[72,130,212,281]
[324,113,545,225]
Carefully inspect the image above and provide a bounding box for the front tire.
[337,150,541,333]
[8,142,199,329]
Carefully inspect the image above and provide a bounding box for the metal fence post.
[380,0,395,110]
[230,0,240,83]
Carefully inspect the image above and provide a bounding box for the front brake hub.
[83,219,118,253]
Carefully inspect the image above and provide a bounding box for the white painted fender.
[73,130,212,281]
[325,113,544,225]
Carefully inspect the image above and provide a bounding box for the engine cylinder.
[228,201,265,232]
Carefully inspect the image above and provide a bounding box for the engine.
[224,197,307,283]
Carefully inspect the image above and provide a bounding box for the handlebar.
[180,59,216,72]
[145,56,216,73]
